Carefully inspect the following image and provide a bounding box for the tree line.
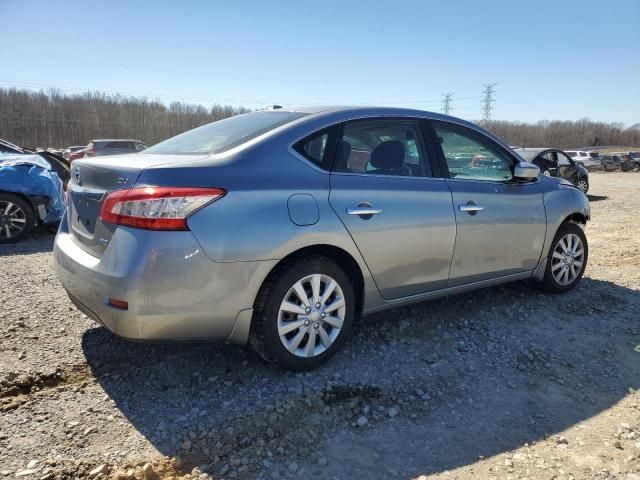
[480,118,640,150]
[0,88,249,148]
[0,87,638,150]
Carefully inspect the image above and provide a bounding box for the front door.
[328,118,456,299]
[431,121,547,285]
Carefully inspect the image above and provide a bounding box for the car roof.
[278,105,450,117]
[512,147,555,153]
[91,138,145,143]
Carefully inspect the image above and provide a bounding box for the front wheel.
[576,178,589,193]
[249,255,355,371]
[535,222,588,293]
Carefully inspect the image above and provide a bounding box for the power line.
[481,83,498,121]
[441,93,454,115]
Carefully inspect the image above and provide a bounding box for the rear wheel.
[535,222,588,293]
[0,193,34,243]
[250,255,355,371]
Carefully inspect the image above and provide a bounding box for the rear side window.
[334,118,432,177]
[145,111,307,155]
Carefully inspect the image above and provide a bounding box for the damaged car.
[0,153,66,243]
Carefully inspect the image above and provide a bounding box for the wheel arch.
[254,244,366,319]
[563,212,588,226]
[0,189,37,216]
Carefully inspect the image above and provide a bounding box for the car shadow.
[82,277,640,477]
[0,229,55,257]
[587,194,608,202]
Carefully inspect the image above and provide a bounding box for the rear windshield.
[144,111,307,155]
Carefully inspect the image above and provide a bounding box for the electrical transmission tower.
[481,83,497,121]
[441,93,454,115]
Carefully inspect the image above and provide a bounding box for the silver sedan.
[54,106,590,371]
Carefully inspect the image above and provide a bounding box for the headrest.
[370,140,405,170]
[341,140,352,162]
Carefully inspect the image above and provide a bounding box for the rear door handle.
[459,204,484,212]
[347,207,383,216]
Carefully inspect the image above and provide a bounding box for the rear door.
[328,117,456,299]
[430,121,546,285]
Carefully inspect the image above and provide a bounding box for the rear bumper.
[53,217,276,343]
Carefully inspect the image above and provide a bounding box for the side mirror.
[513,161,540,180]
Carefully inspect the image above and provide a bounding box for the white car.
[565,151,601,170]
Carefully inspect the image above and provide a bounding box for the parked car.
[565,150,601,171]
[600,154,623,171]
[610,152,640,172]
[513,147,590,193]
[63,146,88,161]
[84,139,149,157]
[1,153,66,243]
[54,107,590,371]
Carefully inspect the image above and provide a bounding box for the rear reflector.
[107,298,128,310]
[100,187,225,230]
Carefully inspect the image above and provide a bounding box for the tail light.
[100,187,225,230]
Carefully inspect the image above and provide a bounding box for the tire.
[535,222,588,293]
[632,163,640,173]
[249,255,355,371]
[576,178,589,194]
[0,192,35,243]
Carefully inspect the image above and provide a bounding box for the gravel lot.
[1,172,639,480]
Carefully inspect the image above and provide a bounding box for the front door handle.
[459,204,484,213]
[347,207,383,216]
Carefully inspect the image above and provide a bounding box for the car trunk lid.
[67,154,203,257]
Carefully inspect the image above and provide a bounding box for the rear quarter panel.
[135,140,385,310]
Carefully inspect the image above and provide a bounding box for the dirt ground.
[1,172,639,480]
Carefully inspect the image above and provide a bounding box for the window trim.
[428,120,532,185]
[330,116,439,179]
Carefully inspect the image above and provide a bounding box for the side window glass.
[541,152,556,164]
[557,152,571,166]
[293,130,330,168]
[434,125,514,181]
[335,119,432,177]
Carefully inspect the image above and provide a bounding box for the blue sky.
[1,0,638,124]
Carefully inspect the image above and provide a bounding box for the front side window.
[434,124,514,182]
[145,111,307,155]
[334,119,432,177]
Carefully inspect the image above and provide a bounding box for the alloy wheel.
[577,180,588,193]
[277,274,346,358]
[0,201,27,240]
[551,233,585,286]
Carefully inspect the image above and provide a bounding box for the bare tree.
[0,88,250,148]
[1,87,638,150]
